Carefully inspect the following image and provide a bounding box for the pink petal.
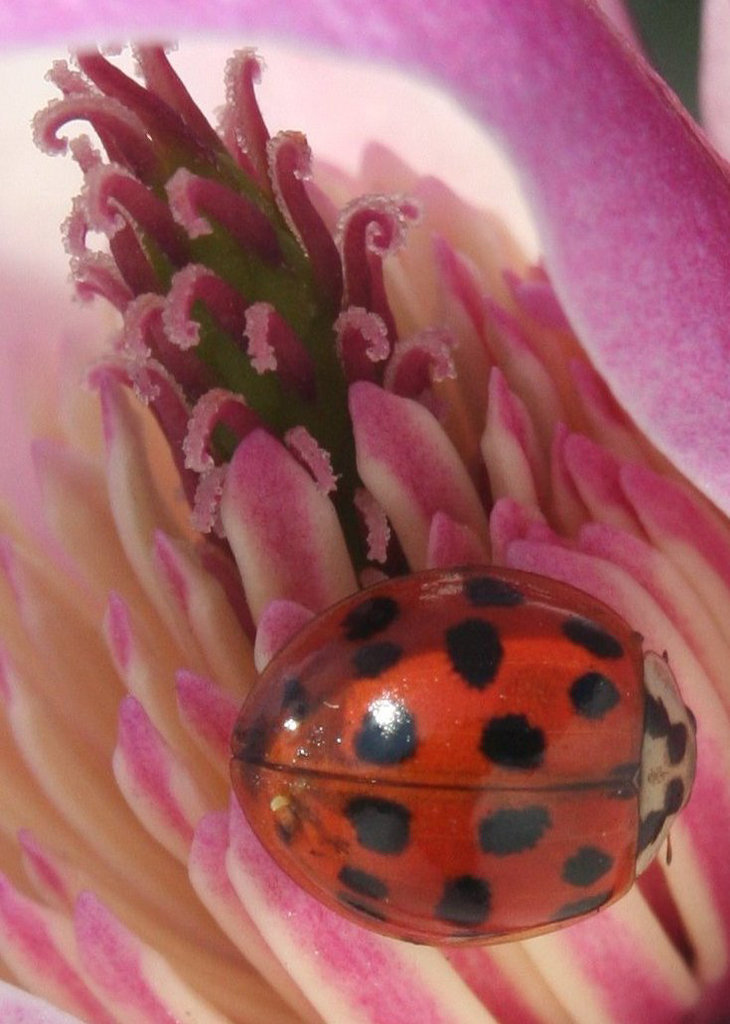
[426,511,489,569]
[95,375,193,621]
[0,981,85,1024]
[31,439,141,604]
[349,381,488,568]
[481,368,542,511]
[446,946,561,1024]
[18,832,76,912]
[152,531,255,695]
[221,429,357,620]
[188,812,320,1023]
[560,433,642,534]
[175,670,239,769]
[227,800,498,1024]
[74,891,229,1023]
[0,876,114,1023]
[528,895,699,1022]
[253,599,314,670]
[113,696,214,860]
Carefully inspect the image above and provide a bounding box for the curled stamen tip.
[183,389,260,473]
[384,327,457,398]
[191,466,228,536]
[166,167,212,238]
[285,426,338,494]
[354,487,391,564]
[335,307,391,383]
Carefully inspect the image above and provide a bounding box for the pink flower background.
[2,1,730,1022]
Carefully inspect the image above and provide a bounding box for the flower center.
[35,46,453,575]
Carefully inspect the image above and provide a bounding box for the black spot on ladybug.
[337,893,388,922]
[352,641,403,679]
[478,805,551,856]
[645,693,671,738]
[464,576,525,607]
[562,846,614,887]
[354,698,417,765]
[345,796,412,855]
[435,875,491,926]
[552,889,612,922]
[664,777,685,815]
[562,617,624,659]
[445,618,503,689]
[337,865,388,901]
[480,714,545,769]
[281,678,311,721]
[607,762,640,800]
[232,718,268,763]
[667,722,688,765]
[342,596,400,641]
[275,820,294,845]
[569,672,620,720]
[638,809,665,853]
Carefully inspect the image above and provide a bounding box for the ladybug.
[230,566,696,945]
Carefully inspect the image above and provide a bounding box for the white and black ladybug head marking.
[636,652,697,874]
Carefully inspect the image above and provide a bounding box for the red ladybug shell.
[231,567,696,944]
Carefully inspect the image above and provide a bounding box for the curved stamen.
[166,168,280,263]
[338,194,420,340]
[268,131,343,309]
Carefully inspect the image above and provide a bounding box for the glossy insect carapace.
[231,567,696,944]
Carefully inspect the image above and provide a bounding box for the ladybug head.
[635,651,697,874]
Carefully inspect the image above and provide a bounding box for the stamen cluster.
[34,46,457,571]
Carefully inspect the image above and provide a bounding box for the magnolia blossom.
[1,2,730,1023]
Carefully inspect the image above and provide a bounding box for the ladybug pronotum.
[231,567,697,945]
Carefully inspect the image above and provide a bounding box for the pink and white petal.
[548,426,591,536]
[221,429,357,621]
[349,381,488,569]
[663,818,728,988]
[0,876,114,1024]
[0,541,119,754]
[31,440,151,613]
[526,891,700,1024]
[446,945,568,1024]
[488,498,556,566]
[482,304,565,446]
[503,267,570,332]
[17,834,78,914]
[568,361,645,463]
[253,599,315,670]
[620,466,730,653]
[0,656,198,925]
[105,592,203,752]
[0,980,85,1024]
[96,377,200,640]
[578,523,730,710]
[481,368,542,511]
[560,434,643,535]
[427,512,490,570]
[226,802,498,1024]
[73,892,232,1024]
[189,813,322,1024]
[700,0,730,158]
[445,3,730,518]
[152,531,255,696]
[113,696,221,861]
[175,670,239,772]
